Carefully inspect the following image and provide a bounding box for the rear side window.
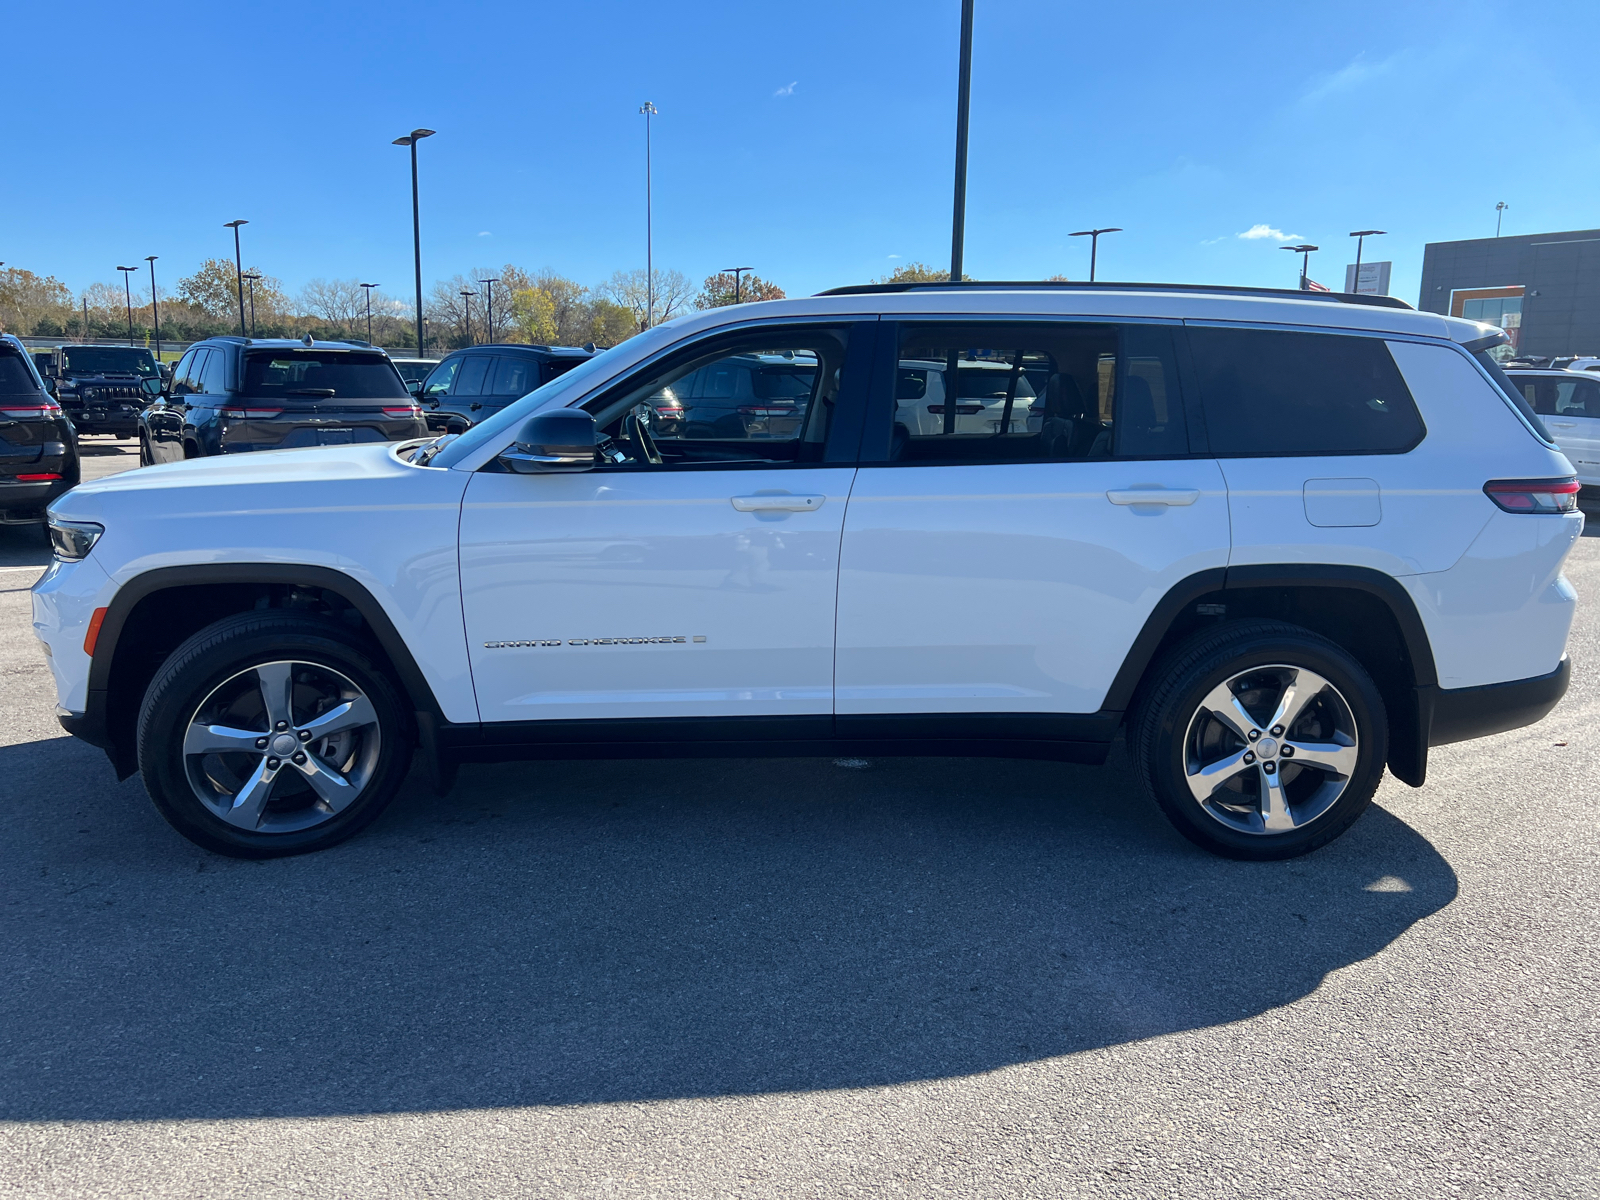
[242,351,408,400]
[490,356,534,396]
[1186,327,1423,456]
[542,356,587,385]
[0,352,40,396]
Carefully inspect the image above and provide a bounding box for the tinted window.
[542,356,587,385]
[1477,356,1552,441]
[422,358,459,399]
[60,346,159,377]
[453,356,491,397]
[873,322,1186,464]
[174,350,207,396]
[1186,328,1423,456]
[490,356,535,397]
[199,349,229,394]
[0,352,40,396]
[241,351,408,400]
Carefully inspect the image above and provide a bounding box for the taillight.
[1483,476,1581,514]
[382,405,423,419]
[0,402,62,419]
[220,406,285,419]
[652,404,683,415]
[16,473,61,481]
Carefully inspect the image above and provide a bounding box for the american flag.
[1304,278,1331,292]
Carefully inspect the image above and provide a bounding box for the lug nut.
[298,729,312,742]
[292,752,307,765]
[255,737,268,750]
[1263,762,1276,774]
[1281,745,1294,758]
[1243,751,1256,764]
[1247,729,1261,742]
[1270,725,1284,737]
[266,757,280,770]
[275,720,289,731]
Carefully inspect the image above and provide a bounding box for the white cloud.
[886,253,901,259]
[477,231,491,237]
[1200,236,1227,246]
[1303,53,1401,105]
[774,81,797,97]
[1238,224,1299,242]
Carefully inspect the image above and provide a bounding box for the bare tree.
[298,278,366,334]
[603,268,693,330]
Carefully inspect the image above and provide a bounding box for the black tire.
[1130,620,1388,861]
[137,432,152,468]
[136,612,414,858]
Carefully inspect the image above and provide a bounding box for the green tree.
[0,267,73,335]
[178,258,287,325]
[511,287,559,344]
[695,271,786,309]
[872,261,973,284]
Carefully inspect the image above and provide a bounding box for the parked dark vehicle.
[137,337,426,465]
[42,344,162,436]
[0,335,80,524]
[390,358,439,388]
[415,343,594,433]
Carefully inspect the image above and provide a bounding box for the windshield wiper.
[414,433,457,466]
[284,388,337,397]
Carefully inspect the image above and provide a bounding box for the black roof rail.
[814,279,1414,311]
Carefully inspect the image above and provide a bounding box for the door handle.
[1551,421,1576,429]
[1107,488,1200,506]
[730,494,825,512]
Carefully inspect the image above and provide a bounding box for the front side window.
[1186,327,1423,456]
[173,350,207,397]
[241,351,408,400]
[871,322,1188,464]
[452,356,491,398]
[582,326,852,468]
[422,358,459,399]
[199,349,229,394]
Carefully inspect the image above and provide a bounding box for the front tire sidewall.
[1143,631,1388,861]
[138,619,412,858]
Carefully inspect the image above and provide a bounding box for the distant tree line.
[0,262,789,353]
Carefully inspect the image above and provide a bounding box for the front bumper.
[1430,657,1571,746]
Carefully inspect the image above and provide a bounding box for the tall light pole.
[950,0,974,283]
[1068,227,1123,283]
[639,101,658,328]
[1348,229,1385,293]
[460,288,477,346]
[1496,201,1508,237]
[723,266,754,303]
[242,272,261,337]
[360,282,379,344]
[116,265,138,344]
[392,128,436,357]
[479,276,499,343]
[1282,243,1319,290]
[145,256,161,360]
[223,220,248,337]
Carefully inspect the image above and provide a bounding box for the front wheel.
[1131,621,1388,860]
[137,613,413,858]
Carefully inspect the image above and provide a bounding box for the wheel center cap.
[270,733,299,756]
[1256,737,1280,759]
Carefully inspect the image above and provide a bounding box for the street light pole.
[223,220,248,337]
[1282,243,1319,289]
[479,277,499,343]
[116,265,138,344]
[460,289,477,346]
[1348,229,1385,293]
[360,283,379,345]
[950,0,974,283]
[639,102,658,328]
[1068,228,1123,283]
[241,273,261,337]
[392,128,436,357]
[145,256,161,360]
[1496,201,1508,237]
[723,266,754,304]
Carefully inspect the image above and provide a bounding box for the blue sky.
[4,0,1597,308]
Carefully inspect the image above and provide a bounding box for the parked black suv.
[415,343,594,433]
[138,337,427,465]
[41,344,162,436]
[0,335,80,523]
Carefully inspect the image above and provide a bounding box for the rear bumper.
[0,478,71,522]
[1430,657,1571,746]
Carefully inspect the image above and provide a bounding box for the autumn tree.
[0,267,73,335]
[176,258,285,326]
[695,271,786,309]
[872,261,969,285]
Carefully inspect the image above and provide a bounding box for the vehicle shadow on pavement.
[0,733,1456,1121]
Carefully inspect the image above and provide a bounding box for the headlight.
[48,518,103,562]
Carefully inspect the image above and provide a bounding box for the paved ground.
[1,443,1596,1198]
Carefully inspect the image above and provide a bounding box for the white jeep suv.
[33,282,1581,861]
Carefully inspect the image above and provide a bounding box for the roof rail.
[814,279,1414,311]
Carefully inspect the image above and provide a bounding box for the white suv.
[32,282,1581,861]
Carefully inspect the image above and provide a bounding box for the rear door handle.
[731,494,825,512]
[1107,488,1200,506]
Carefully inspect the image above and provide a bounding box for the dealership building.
[1418,228,1600,359]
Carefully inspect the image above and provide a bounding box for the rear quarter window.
[1186,327,1424,456]
[0,352,41,396]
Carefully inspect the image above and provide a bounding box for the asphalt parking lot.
[1,440,1596,1198]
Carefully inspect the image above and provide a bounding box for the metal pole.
[412,141,424,353]
[1089,233,1098,283]
[640,103,658,328]
[1353,236,1363,290]
[146,257,160,359]
[366,289,373,343]
[82,297,89,342]
[949,0,974,283]
[247,279,256,336]
[118,267,135,343]
[225,220,248,337]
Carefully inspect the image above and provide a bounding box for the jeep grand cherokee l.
[35,282,1578,861]
[137,337,425,464]
[0,335,79,524]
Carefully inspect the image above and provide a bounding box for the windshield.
[242,350,408,400]
[0,352,44,397]
[61,347,158,377]
[431,326,682,468]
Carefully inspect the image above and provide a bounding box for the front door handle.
[731,494,825,512]
[1107,487,1201,506]
[1550,421,1576,429]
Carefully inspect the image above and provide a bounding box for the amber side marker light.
[83,608,108,656]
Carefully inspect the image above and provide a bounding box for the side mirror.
[407,379,424,398]
[159,363,173,385]
[44,377,58,397]
[499,409,597,474]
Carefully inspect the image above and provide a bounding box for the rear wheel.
[137,432,153,467]
[1131,621,1388,860]
[137,613,413,858]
